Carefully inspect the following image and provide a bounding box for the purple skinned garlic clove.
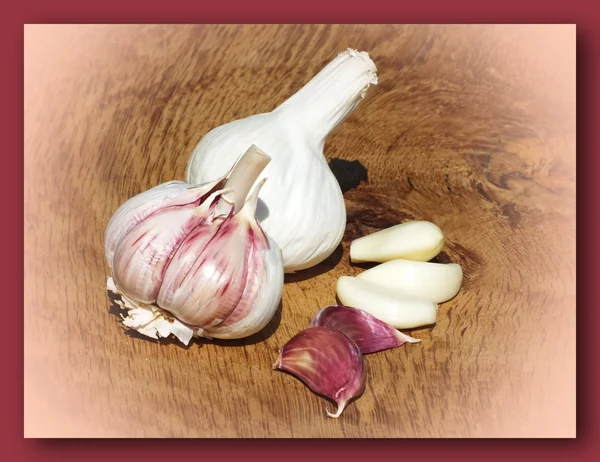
[273,326,365,418]
[310,305,420,354]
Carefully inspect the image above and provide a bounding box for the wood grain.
[24,24,576,438]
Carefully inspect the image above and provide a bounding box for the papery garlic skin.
[274,326,365,418]
[350,221,444,263]
[186,49,378,272]
[204,232,283,339]
[155,180,284,339]
[337,276,438,329]
[105,146,284,342]
[112,206,206,304]
[108,276,197,346]
[310,305,420,354]
[104,180,216,265]
[357,260,463,303]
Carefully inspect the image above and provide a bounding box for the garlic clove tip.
[326,402,347,419]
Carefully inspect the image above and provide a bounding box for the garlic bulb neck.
[276,49,378,145]
[216,145,271,215]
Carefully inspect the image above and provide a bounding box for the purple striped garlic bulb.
[105,145,284,345]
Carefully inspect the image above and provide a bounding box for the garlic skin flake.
[108,276,198,345]
[186,49,378,273]
[357,260,463,303]
[336,276,438,329]
[350,221,445,263]
[310,305,420,354]
[274,326,366,418]
[105,146,284,342]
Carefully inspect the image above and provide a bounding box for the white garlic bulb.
[105,146,284,344]
[186,49,378,272]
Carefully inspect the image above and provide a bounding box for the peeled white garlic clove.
[187,49,378,272]
[336,276,437,329]
[105,145,284,343]
[350,221,445,263]
[356,259,463,303]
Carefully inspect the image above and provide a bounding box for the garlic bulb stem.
[239,178,267,221]
[216,145,271,215]
[276,49,378,143]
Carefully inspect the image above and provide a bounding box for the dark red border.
[9,0,597,461]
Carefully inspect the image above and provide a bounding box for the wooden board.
[24,24,576,438]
